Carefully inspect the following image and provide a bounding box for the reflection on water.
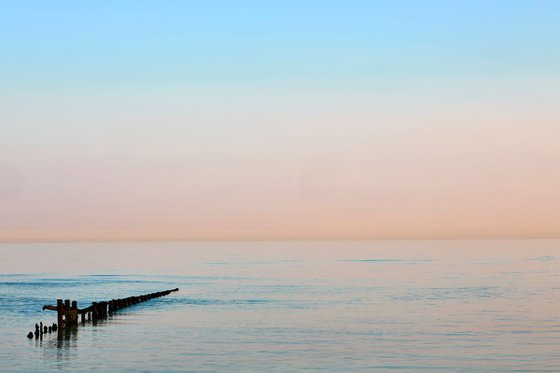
[0,240,559,372]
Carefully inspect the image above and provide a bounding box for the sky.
[1,1,559,241]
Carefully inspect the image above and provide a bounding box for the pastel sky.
[1,1,559,241]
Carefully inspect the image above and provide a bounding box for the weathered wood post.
[70,301,78,325]
[64,299,70,328]
[64,299,70,324]
[57,299,63,329]
[92,302,98,321]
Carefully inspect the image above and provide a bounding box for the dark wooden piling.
[92,302,98,321]
[57,299,63,328]
[69,301,78,325]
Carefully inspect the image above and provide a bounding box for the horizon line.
[1,235,559,244]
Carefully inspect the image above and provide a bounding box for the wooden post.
[70,301,78,325]
[57,299,63,329]
[64,299,72,327]
[64,299,70,325]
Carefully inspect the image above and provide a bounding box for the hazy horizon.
[2,235,560,244]
[2,1,560,241]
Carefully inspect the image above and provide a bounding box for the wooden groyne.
[27,288,179,340]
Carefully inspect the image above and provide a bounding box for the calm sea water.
[0,240,558,372]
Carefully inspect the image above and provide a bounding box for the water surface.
[0,240,558,372]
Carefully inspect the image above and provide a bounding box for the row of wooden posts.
[27,288,179,339]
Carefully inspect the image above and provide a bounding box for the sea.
[0,240,558,372]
